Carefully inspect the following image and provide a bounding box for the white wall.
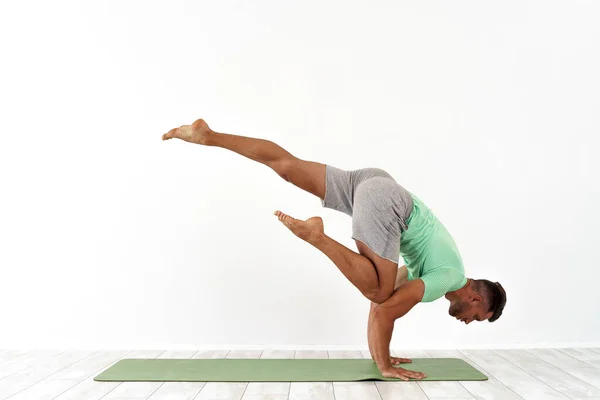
[1,0,599,350]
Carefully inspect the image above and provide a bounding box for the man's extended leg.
[162,118,397,303]
[162,119,327,199]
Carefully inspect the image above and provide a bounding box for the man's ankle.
[308,231,326,247]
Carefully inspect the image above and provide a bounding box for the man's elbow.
[371,280,423,320]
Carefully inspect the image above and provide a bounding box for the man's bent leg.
[275,211,396,303]
[312,234,396,303]
[354,239,399,302]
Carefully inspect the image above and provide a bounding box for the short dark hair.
[474,279,506,322]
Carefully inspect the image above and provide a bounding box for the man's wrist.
[377,361,392,371]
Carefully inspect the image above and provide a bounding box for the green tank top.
[400,194,468,302]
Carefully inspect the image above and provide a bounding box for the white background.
[1,0,599,350]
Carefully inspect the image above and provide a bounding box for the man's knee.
[271,158,297,181]
[366,287,394,304]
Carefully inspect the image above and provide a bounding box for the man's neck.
[446,278,472,300]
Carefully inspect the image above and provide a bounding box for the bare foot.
[162,118,214,144]
[274,210,324,243]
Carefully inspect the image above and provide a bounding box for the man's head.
[445,279,506,324]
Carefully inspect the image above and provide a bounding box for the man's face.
[448,299,493,324]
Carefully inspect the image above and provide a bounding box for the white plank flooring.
[0,348,598,400]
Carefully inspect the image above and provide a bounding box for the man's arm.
[394,265,409,290]
[368,265,410,362]
[368,278,425,372]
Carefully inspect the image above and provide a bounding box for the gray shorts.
[320,165,413,263]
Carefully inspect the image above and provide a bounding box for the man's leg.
[209,133,328,201]
[162,119,396,303]
[274,211,396,303]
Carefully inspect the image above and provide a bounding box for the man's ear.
[469,294,483,303]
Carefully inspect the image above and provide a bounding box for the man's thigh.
[354,239,398,297]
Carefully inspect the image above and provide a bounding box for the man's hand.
[367,279,425,372]
[373,356,412,365]
[381,366,427,381]
[390,356,412,365]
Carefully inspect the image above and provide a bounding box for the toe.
[276,211,286,222]
[163,128,177,140]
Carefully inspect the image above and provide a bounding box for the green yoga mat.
[94,358,487,382]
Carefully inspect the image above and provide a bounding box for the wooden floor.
[1,348,599,400]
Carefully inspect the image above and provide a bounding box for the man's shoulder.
[421,266,464,279]
[419,267,467,302]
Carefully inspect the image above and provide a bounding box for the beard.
[449,301,468,317]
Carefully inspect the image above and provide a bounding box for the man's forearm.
[367,266,408,362]
[367,279,424,371]
[367,303,379,362]
[368,305,394,371]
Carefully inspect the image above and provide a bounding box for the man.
[162,118,507,381]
